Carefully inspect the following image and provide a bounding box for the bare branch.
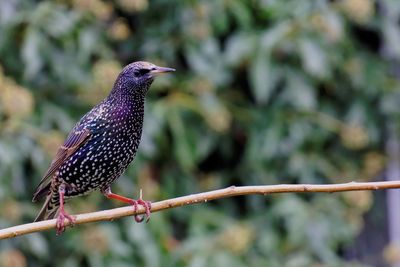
[1,180,400,240]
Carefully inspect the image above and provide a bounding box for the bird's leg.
[56,183,76,235]
[102,187,152,223]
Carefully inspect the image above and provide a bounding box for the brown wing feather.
[32,128,91,202]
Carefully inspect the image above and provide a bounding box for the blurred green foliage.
[0,0,399,266]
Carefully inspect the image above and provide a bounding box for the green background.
[0,0,399,266]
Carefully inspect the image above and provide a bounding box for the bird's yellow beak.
[150,66,176,75]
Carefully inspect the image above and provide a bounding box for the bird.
[32,61,175,234]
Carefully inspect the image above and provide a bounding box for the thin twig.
[1,180,400,240]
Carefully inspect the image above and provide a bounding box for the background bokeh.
[1,0,400,266]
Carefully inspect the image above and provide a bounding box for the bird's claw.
[129,199,152,223]
[56,211,76,235]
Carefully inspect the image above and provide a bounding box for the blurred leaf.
[224,32,256,65]
[249,52,278,104]
[186,38,230,86]
[24,233,49,258]
[299,38,328,79]
[284,71,316,110]
[21,28,43,79]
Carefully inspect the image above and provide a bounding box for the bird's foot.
[102,187,152,223]
[56,210,76,235]
[128,198,152,223]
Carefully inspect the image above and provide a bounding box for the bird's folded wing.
[32,128,92,201]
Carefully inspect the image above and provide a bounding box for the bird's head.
[116,61,175,95]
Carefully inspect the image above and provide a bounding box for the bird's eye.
[134,69,150,76]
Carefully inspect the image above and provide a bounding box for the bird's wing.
[32,128,92,202]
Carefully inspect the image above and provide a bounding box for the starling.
[32,61,175,234]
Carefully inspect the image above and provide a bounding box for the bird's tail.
[34,193,60,222]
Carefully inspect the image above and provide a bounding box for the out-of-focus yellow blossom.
[108,18,131,41]
[0,68,34,119]
[310,13,343,42]
[191,78,214,94]
[204,107,231,133]
[342,190,372,212]
[1,86,34,118]
[384,243,400,265]
[0,250,27,267]
[218,223,255,254]
[39,130,65,157]
[117,0,148,12]
[339,0,374,24]
[83,226,109,253]
[71,0,113,20]
[81,60,122,104]
[340,125,369,150]
[188,22,210,40]
[363,152,386,178]
[0,200,22,222]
